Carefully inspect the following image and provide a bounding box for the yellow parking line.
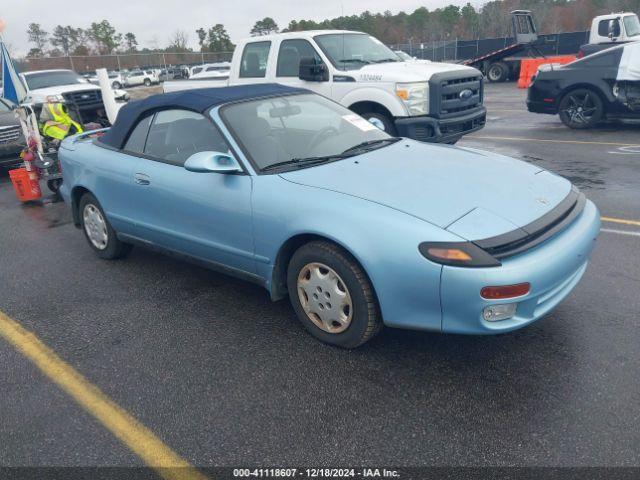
[601,216,640,227]
[468,135,640,147]
[0,311,207,480]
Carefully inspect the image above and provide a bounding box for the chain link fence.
[18,51,234,73]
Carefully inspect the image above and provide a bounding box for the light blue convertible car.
[59,84,600,348]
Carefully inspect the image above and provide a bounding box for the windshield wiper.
[261,154,348,172]
[341,138,400,155]
[337,58,371,64]
[371,58,400,64]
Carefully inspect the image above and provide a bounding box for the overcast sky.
[2,0,478,56]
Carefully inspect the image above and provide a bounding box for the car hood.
[345,61,480,82]
[26,83,101,102]
[279,141,572,240]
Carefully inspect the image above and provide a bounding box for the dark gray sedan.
[0,98,25,167]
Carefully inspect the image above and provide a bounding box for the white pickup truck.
[164,30,486,143]
[20,69,124,126]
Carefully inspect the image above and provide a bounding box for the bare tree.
[167,30,190,52]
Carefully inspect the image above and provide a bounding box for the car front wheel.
[144,78,152,86]
[558,88,604,129]
[287,241,382,348]
[112,81,122,89]
[361,112,397,135]
[79,192,132,260]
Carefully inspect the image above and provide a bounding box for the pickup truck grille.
[0,125,22,144]
[62,89,103,108]
[429,72,483,119]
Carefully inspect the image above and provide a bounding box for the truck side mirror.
[608,19,620,39]
[299,57,329,82]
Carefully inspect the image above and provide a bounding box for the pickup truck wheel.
[79,193,132,260]
[558,88,604,129]
[361,112,397,135]
[287,241,382,348]
[144,78,152,87]
[112,81,122,89]
[487,62,509,82]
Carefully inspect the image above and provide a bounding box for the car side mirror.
[184,151,242,174]
[299,57,329,82]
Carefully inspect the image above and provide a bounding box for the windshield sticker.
[342,114,379,131]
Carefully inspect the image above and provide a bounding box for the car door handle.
[134,173,151,186]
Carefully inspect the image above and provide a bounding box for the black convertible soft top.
[100,83,308,149]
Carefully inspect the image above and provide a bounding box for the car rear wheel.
[287,241,382,348]
[487,62,509,82]
[361,112,397,135]
[144,78,152,87]
[112,81,122,89]
[558,88,604,129]
[79,192,132,260]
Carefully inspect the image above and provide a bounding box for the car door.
[130,108,256,274]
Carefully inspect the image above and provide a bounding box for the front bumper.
[527,99,557,114]
[395,107,487,143]
[0,137,26,167]
[439,199,600,334]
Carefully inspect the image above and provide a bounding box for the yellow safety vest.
[42,103,83,141]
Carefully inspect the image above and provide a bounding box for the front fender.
[338,87,407,118]
[252,175,464,332]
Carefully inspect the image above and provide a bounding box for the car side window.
[598,19,620,37]
[239,41,271,78]
[143,109,230,166]
[277,39,322,77]
[123,115,152,154]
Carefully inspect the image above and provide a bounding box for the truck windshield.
[624,15,640,37]
[221,93,392,172]
[23,71,88,90]
[314,33,401,70]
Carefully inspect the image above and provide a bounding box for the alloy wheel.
[562,92,598,125]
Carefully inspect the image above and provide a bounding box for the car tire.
[112,81,122,89]
[144,78,152,87]
[558,88,604,129]
[360,112,397,135]
[487,62,509,82]
[47,178,62,193]
[79,192,132,260]
[287,241,382,348]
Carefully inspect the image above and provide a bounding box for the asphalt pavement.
[0,83,639,473]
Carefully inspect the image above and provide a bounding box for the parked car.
[83,71,129,101]
[164,30,486,144]
[59,85,600,348]
[190,62,231,80]
[123,69,160,87]
[0,97,25,167]
[527,42,640,128]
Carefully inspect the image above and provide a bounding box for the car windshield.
[314,33,401,70]
[23,70,88,90]
[221,93,393,172]
[624,15,640,37]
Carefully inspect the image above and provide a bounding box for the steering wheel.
[309,126,340,151]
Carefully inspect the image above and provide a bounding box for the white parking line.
[601,228,640,238]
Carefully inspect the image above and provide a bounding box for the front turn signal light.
[419,242,501,268]
[426,248,472,261]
